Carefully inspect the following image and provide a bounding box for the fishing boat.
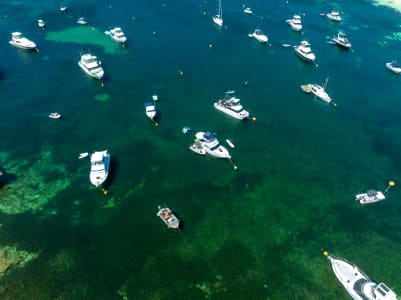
[48,112,61,119]
[332,31,351,49]
[226,139,235,148]
[156,206,180,229]
[324,251,397,300]
[89,150,110,187]
[243,7,253,14]
[213,0,223,27]
[355,190,385,205]
[77,17,88,25]
[286,15,302,32]
[248,29,268,43]
[386,60,401,74]
[105,27,127,44]
[189,141,206,155]
[145,102,157,121]
[214,90,250,120]
[38,19,46,29]
[9,32,37,50]
[294,40,316,62]
[78,53,104,80]
[195,132,231,159]
[327,10,342,22]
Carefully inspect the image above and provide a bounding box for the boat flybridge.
[9,32,37,50]
[324,252,398,300]
[286,14,302,32]
[355,189,385,205]
[78,53,104,80]
[89,150,110,187]
[294,40,316,62]
[213,0,223,27]
[332,31,352,49]
[248,29,268,43]
[214,90,250,120]
[105,27,127,44]
[195,132,231,159]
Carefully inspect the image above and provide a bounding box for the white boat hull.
[214,103,249,120]
[294,48,315,62]
[78,61,104,80]
[213,15,223,27]
[90,150,110,187]
[386,62,401,74]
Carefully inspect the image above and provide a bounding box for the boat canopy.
[204,132,217,141]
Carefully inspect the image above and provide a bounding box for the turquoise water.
[1,0,401,299]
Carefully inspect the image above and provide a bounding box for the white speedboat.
[156,206,180,229]
[248,29,268,43]
[60,6,68,13]
[49,112,61,119]
[325,252,398,300]
[189,141,206,155]
[214,90,250,120]
[294,40,316,62]
[243,7,253,14]
[286,15,302,32]
[327,10,342,22]
[105,27,127,44]
[9,32,37,50]
[332,31,351,49]
[77,17,88,25]
[386,60,401,74]
[78,53,104,80]
[213,0,223,27]
[89,150,110,187]
[355,190,385,205]
[195,132,231,159]
[38,19,46,29]
[145,102,157,120]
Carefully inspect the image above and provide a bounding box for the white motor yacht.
[332,31,351,49]
[286,15,302,32]
[195,132,231,159]
[248,29,268,43]
[213,0,223,27]
[156,206,180,229]
[105,27,127,44]
[386,60,401,74]
[38,19,46,29]
[145,102,157,121]
[78,53,104,80]
[243,7,253,14]
[48,112,61,119]
[214,90,250,120]
[327,10,342,22]
[9,32,37,50]
[89,150,110,187]
[355,190,385,205]
[294,40,316,62]
[325,252,398,300]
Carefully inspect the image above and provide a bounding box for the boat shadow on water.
[100,157,119,189]
[0,168,17,188]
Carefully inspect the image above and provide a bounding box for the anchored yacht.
[327,10,342,22]
[248,29,268,43]
[195,132,231,159]
[286,15,302,32]
[89,150,110,187]
[214,90,250,120]
[355,190,385,205]
[105,27,127,44]
[294,40,315,62]
[325,252,397,300]
[332,31,351,49]
[78,53,104,80]
[9,32,36,50]
[386,60,401,74]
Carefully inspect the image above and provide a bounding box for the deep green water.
[1,0,401,299]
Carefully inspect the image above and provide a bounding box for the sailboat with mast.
[300,77,332,103]
[213,0,223,27]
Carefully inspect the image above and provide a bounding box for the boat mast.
[219,0,222,18]
[323,77,329,90]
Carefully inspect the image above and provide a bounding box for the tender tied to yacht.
[78,53,104,80]
[325,251,397,300]
[89,150,110,187]
[214,90,250,120]
[9,32,36,50]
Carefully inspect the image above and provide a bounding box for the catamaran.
[213,0,223,27]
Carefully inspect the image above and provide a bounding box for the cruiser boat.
[325,252,398,300]
[248,29,268,43]
[38,19,46,29]
[213,0,223,27]
[214,90,250,120]
[243,7,253,14]
[89,150,110,187]
[9,32,37,50]
[332,31,351,49]
[386,60,401,74]
[48,112,61,119]
[327,10,342,22]
[145,102,157,121]
[156,206,180,229]
[294,40,316,62]
[286,15,302,32]
[77,17,88,25]
[195,131,231,159]
[105,27,127,44]
[189,141,206,155]
[78,53,104,80]
[355,190,385,205]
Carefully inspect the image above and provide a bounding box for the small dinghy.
[49,112,61,119]
[182,126,192,134]
[38,19,46,29]
[386,60,401,74]
[156,206,180,229]
[77,17,88,25]
[226,139,235,148]
[79,152,89,159]
[152,95,159,101]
